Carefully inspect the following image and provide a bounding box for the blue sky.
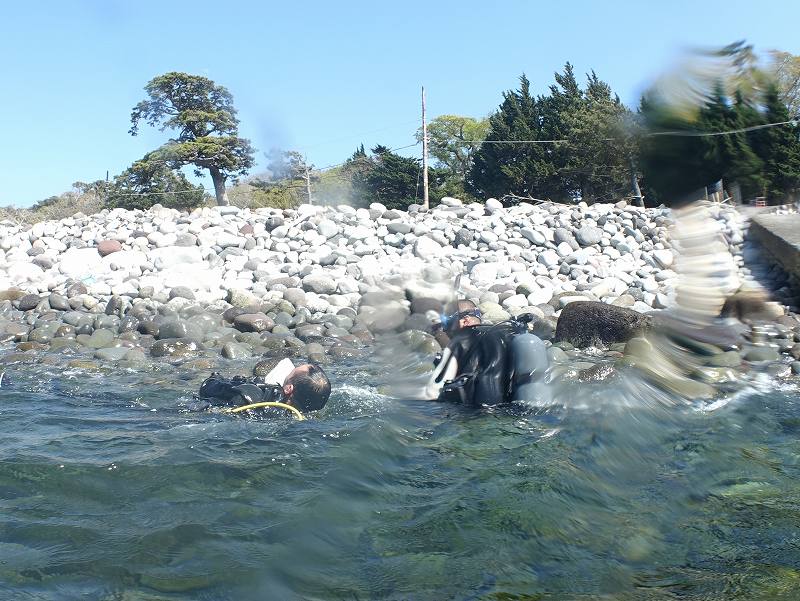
[2,0,798,206]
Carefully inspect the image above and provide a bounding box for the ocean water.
[1,356,800,600]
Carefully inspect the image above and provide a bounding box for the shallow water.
[1,355,800,600]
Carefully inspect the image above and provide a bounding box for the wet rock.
[84,328,115,349]
[94,347,131,362]
[554,301,652,348]
[48,293,70,311]
[67,360,100,370]
[221,341,252,359]
[18,294,41,311]
[150,338,203,358]
[233,313,274,333]
[17,341,48,352]
[767,362,791,378]
[157,319,189,340]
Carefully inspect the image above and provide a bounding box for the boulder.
[554,301,652,348]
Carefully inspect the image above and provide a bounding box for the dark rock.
[105,295,129,317]
[48,293,70,311]
[222,307,247,323]
[137,319,160,337]
[554,301,652,348]
[233,313,275,333]
[33,256,53,270]
[54,324,76,338]
[18,294,41,311]
[454,228,473,247]
[410,297,443,314]
[119,316,139,333]
[66,282,88,298]
[295,323,325,341]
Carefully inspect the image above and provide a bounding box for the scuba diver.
[197,358,331,419]
[424,300,550,406]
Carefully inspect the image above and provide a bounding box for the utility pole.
[422,86,429,210]
[304,154,312,205]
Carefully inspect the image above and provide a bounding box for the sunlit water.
[1,351,800,600]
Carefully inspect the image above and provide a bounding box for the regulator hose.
[223,401,305,421]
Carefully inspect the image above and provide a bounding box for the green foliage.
[641,72,800,205]
[749,84,800,201]
[417,115,489,199]
[342,145,443,209]
[468,66,636,203]
[129,72,255,205]
[106,154,207,211]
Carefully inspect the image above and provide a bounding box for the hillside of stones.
[0,198,744,365]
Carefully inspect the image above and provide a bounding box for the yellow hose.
[223,401,305,420]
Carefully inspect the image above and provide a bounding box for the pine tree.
[749,84,800,201]
[467,75,555,199]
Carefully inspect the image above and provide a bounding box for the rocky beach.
[0,197,798,390]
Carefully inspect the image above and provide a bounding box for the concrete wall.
[749,214,800,280]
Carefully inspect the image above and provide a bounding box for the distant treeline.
[15,42,800,218]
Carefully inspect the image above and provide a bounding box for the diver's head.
[441,299,482,334]
[283,363,331,412]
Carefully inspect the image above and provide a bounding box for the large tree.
[107,152,206,211]
[129,72,255,206]
[416,115,489,198]
[468,67,635,203]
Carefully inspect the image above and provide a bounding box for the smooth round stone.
[791,361,800,375]
[157,319,189,340]
[221,341,252,359]
[28,324,60,344]
[270,324,291,336]
[86,329,115,349]
[94,347,131,362]
[233,313,275,333]
[48,293,70,311]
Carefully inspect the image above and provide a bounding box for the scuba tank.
[510,332,550,403]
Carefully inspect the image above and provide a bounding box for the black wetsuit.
[438,321,524,407]
[197,374,286,411]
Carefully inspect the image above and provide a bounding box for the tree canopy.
[106,153,206,211]
[129,72,255,206]
[467,66,637,204]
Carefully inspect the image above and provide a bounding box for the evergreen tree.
[342,144,439,209]
[749,83,800,201]
[467,75,555,199]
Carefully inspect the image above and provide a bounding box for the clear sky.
[2,0,798,206]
